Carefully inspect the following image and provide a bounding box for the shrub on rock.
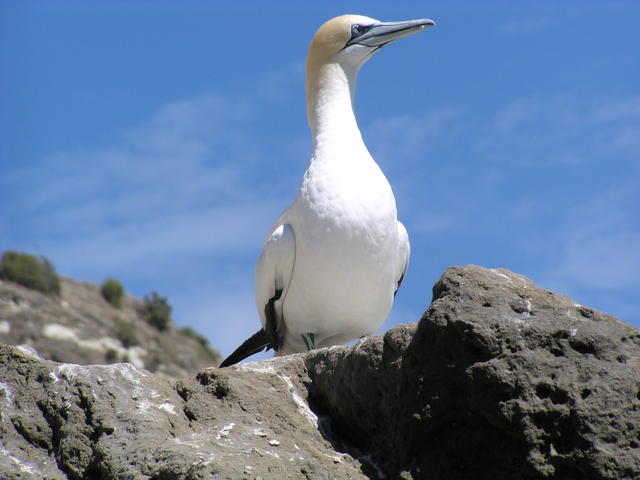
[115,318,138,348]
[0,250,60,295]
[101,277,124,308]
[180,326,209,347]
[143,291,172,331]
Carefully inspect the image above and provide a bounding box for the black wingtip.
[219,329,271,368]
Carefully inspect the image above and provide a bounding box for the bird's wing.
[219,224,295,368]
[394,220,410,296]
[255,223,296,350]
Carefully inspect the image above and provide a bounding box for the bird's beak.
[347,18,435,48]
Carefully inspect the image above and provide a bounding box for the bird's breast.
[296,155,397,237]
[280,155,400,344]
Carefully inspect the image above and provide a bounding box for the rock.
[0,345,366,480]
[0,276,220,377]
[1,265,638,479]
[306,266,640,479]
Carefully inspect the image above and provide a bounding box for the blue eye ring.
[351,24,371,37]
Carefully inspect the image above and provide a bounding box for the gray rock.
[306,266,640,479]
[0,345,367,480]
[1,265,638,479]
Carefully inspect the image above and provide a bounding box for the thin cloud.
[558,232,640,289]
[588,97,640,123]
[493,96,542,133]
[482,94,640,166]
[364,107,463,168]
[362,107,465,219]
[256,60,306,103]
[497,18,556,36]
[2,92,288,271]
[610,125,640,154]
[47,203,276,272]
[551,183,640,289]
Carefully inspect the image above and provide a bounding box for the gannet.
[220,14,434,367]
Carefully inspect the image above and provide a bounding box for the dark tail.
[219,329,271,368]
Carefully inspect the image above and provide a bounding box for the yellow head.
[306,14,435,113]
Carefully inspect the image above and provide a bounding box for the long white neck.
[306,63,366,159]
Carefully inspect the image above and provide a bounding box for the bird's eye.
[351,24,372,38]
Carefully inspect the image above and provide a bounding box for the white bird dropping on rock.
[220,14,435,367]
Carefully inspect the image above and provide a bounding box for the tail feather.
[219,329,271,368]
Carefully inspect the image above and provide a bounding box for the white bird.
[220,14,434,367]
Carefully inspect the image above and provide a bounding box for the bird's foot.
[301,333,315,351]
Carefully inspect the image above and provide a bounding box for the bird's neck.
[306,63,366,158]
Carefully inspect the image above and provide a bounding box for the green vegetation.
[180,326,209,347]
[101,277,125,308]
[0,250,60,295]
[105,348,118,363]
[143,291,172,331]
[115,318,138,348]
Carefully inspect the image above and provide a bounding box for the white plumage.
[221,14,434,366]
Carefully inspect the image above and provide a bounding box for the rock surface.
[307,266,640,479]
[1,265,639,480]
[0,276,220,378]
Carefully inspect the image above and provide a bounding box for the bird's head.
[305,14,434,132]
[307,14,435,74]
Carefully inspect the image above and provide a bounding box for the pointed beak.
[347,18,435,48]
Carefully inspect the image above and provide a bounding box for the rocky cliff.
[0,276,220,378]
[1,266,638,479]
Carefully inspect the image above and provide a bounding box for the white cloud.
[11,94,257,212]
[558,232,640,289]
[47,203,276,272]
[361,107,465,224]
[610,125,640,154]
[493,96,542,132]
[481,94,640,166]
[497,18,556,36]
[4,91,293,271]
[549,182,640,289]
[588,97,640,123]
[410,210,467,237]
[256,60,306,103]
[364,107,463,168]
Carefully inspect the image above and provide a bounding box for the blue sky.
[1,1,639,360]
